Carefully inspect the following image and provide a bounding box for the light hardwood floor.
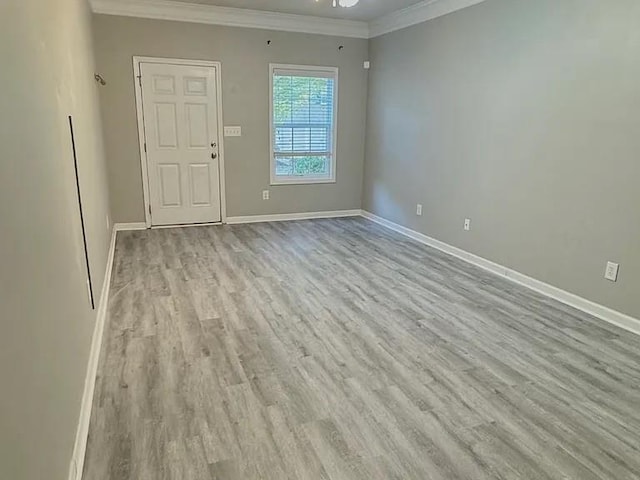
[83,218,640,480]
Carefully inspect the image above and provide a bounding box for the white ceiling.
[169,0,426,21]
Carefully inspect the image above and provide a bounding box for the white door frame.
[133,56,227,228]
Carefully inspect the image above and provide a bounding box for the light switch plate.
[364,61,371,69]
[224,126,242,137]
[604,262,619,282]
[464,218,471,231]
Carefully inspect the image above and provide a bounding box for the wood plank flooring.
[83,218,640,480]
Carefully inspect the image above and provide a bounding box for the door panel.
[155,103,178,148]
[152,75,175,95]
[185,103,209,148]
[158,164,181,207]
[141,62,221,226]
[190,164,212,206]
[184,76,207,96]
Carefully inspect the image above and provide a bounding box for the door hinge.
[137,75,142,87]
[148,204,152,216]
[144,142,147,153]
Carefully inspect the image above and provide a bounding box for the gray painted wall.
[92,15,369,223]
[0,0,112,478]
[364,0,640,319]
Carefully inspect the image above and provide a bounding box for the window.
[270,64,338,185]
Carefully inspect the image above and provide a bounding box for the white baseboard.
[114,222,147,231]
[151,222,222,229]
[68,225,118,480]
[226,209,362,225]
[114,211,362,229]
[115,221,223,230]
[361,210,640,337]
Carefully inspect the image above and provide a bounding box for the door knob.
[211,153,217,159]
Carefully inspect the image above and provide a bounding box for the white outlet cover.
[364,61,371,69]
[605,262,619,282]
[416,204,423,216]
[262,190,270,200]
[224,126,242,137]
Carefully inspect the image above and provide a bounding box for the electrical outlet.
[464,218,471,231]
[416,204,423,216]
[262,190,270,201]
[364,61,371,69]
[604,262,619,282]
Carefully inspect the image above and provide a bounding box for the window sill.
[270,177,336,186]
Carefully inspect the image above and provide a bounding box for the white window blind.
[270,64,338,184]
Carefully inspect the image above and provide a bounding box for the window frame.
[269,63,339,185]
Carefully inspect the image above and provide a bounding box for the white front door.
[140,62,221,226]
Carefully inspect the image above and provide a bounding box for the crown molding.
[90,0,370,38]
[369,0,489,38]
[90,0,490,39]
